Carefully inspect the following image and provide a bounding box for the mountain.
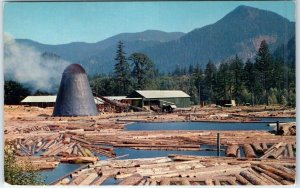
[141,5,295,71]
[16,30,185,65]
[16,5,295,74]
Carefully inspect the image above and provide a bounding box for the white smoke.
[4,33,70,93]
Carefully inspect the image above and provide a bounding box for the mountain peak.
[224,5,291,22]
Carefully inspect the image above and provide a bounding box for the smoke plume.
[4,33,70,93]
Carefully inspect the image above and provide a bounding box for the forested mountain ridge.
[141,5,295,71]
[15,5,294,74]
[16,30,185,74]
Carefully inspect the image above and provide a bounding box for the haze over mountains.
[15,5,295,75]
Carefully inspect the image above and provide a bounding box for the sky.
[3,1,295,45]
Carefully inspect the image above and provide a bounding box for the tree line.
[4,40,295,107]
[90,40,295,107]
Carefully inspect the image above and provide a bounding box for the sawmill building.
[126,90,191,108]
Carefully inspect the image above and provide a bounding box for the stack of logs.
[53,155,295,186]
[226,142,295,159]
[12,132,116,169]
[84,130,295,152]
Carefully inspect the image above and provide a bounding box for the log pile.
[54,155,295,185]
[279,122,296,136]
[16,156,60,170]
[11,133,116,165]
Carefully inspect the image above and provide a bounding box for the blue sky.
[4,1,295,45]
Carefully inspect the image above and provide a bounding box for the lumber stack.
[53,155,295,186]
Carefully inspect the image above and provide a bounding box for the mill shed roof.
[21,96,104,104]
[134,90,190,99]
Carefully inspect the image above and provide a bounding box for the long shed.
[127,90,191,108]
[21,96,104,108]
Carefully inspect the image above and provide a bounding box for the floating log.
[252,143,264,155]
[180,179,190,185]
[226,145,239,157]
[79,173,98,185]
[61,157,98,163]
[76,144,88,157]
[118,174,144,185]
[251,166,283,182]
[205,179,214,185]
[268,146,286,159]
[91,175,110,185]
[260,173,281,185]
[150,180,157,185]
[69,174,89,185]
[243,144,256,158]
[281,180,294,185]
[260,142,285,159]
[257,164,295,182]
[235,174,251,185]
[248,168,270,184]
[287,144,294,158]
[160,179,170,185]
[137,179,146,185]
[72,145,78,155]
[71,136,91,145]
[270,164,295,176]
[113,143,200,148]
[262,143,268,152]
[240,170,267,185]
[227,179,238,185]
[214,179,221,185]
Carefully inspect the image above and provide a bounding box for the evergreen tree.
[193,63,204,105]
[216,61,231,100]
[255,40,273,105]
[114,41,130,95]
[4,80,30,105]
[229,55,243,104]
[129,53,155,90]
[204,60,217,104]
[188,64,194,75]
[243,59,256,105]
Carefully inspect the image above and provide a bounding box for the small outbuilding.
[127,90,191,108]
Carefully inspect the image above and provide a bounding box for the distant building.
[216,100,236,107]
[21,95,104,108]
[21,96,57,108]
[127,90,191,108]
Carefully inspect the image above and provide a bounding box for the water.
[126,121,273,131]
[40,163,82,184]
[260,117,296,122]
[100,146,226,185]
[125,117,295,131]
[40,117,295,184]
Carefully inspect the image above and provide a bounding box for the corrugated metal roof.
[21,96,57,103]
[21,96,104,104]
[135,90,190,98]
[104,96,127,101]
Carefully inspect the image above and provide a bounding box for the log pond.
[40,117,295,184]
[125,117,295,131]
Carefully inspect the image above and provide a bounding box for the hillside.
[141,5,295,71]
[15,5,295,74]
[16,30,185,72]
